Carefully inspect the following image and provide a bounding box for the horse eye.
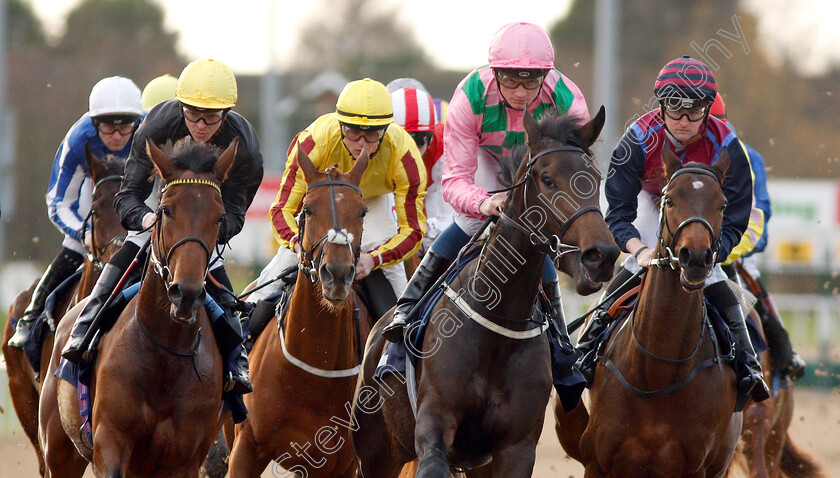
[720,203,727,212]
[541,176,554,188]
[663,197,674,207]
[303,206,312,217]
[361,207,367,218]
[161,206,172,218]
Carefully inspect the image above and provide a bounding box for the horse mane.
[152,137,223,178]
[493,108,586,187]
[99,153,127,176]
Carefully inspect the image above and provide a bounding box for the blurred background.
[0,0,838,442]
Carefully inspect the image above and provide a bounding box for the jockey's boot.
[61,262,124,363]
[382,249,451,343]
[544,280,573,352]
[9,265,65,348]
[756,287,806,381]
[721,303,771,402]
[225,345,253,395]
[576,268,641,383]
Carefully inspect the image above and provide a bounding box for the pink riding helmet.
[488,22,555,70]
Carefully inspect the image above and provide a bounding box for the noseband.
[82,175,127,270]
[298,179,363,283]
[496,145,603,260]
[149,178,222,290]
[652,167,723,270]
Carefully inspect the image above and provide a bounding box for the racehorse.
[2,145,125,476]
[39,138,238,477]
[228,146,372,477]
[351,107,620,477]
[556,147,743,477]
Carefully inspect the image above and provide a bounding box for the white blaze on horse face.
[692,181,704,190]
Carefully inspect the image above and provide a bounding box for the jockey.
[711,92,805,380]
[247,78,426,321]
[8,77,144,349]
[141,74,178,112]
[382,21,589,344]
[576,56,770,402]
[390,85,454,250]
[61,59,263,396]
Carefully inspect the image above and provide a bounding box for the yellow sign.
[776,240,813,263]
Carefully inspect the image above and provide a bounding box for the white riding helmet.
[391,87,437,132]
[88,76,143,122]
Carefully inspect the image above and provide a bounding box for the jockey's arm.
[269,134,309,251]
[368,142,427,270]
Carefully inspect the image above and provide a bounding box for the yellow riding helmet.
[335,78,393,128]
[176,59,237,109]
[141,74,178,111]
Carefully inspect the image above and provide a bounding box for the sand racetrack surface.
[1,388,837,477]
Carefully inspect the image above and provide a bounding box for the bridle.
[149,178,222,291]
[82,175,126,270]
[651,167,723,270]
[297,179,364,283]
[496,144,603,262]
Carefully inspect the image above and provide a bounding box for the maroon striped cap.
[654,56,717,103]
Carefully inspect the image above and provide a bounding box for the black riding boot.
[382,249,451,343]
[754,286,806,381]
[61,262,124,362]
[544,280,572,349]
[576,268,641,383]
[720,303,771,402]
[9,249,84,349]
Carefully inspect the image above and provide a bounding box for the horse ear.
[346,144,370,185]
[84,142,108,184]
[711,146,730,181]
[574,105,606,148]
[523,107,541,147]
[296,141,319,183]
[214,137,239,183]
[661,144,682,179]
[146,139,176,181]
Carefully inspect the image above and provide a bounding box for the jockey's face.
[662,107,705,143]
[182,105,226,143]
[96,122,135,152]
[496,71,542,110]
[341,124,385,159]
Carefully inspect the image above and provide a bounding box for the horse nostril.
[195,289,207,308]
[581,248,604,269]
[703,248,714,268]
[167,284,183,305]
[678,247,693,268]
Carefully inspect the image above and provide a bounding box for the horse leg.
[742,400,772,477]
[92,425,131,478]
[228,423,271,478]
[200,430,230,478]
[3,324,45,476]
[40,405,87,478]
[553,394,589,463]
[414,404,456,478]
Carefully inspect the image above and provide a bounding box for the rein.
[82,175,126,269]
[297,179,363,283]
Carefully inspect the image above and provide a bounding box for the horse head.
[659,146,730,290]
[295,143,368,304]
[146,137,237,322]
[83,143,127,264]
[504,106,619,292]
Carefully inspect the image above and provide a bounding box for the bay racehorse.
[228,146,373,477]
[39,138,238,477]
[727,266,823,478]
[556,147,743,477]
[352,107,620,477]
[2,145,125,476]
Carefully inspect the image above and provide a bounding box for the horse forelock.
[155,138,222,177]
[98,153,127,176]
[676,161,724,183]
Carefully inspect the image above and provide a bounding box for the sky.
[27,0,840,76]
[28,0,574,74]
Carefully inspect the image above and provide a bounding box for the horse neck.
[283,273,357,368]
[135,264,201,352]
[473,221,546,320]
[634,263,705,359]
